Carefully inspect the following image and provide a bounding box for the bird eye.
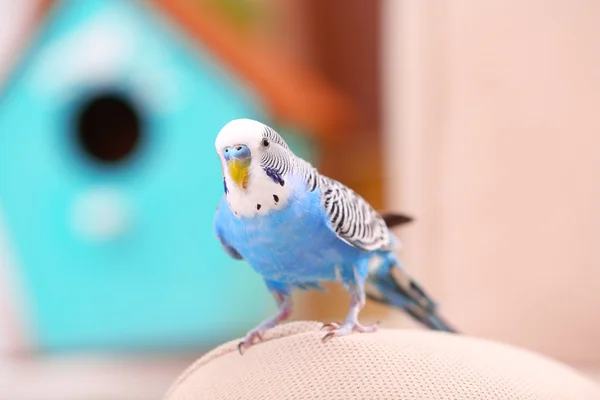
[262,139,270,148]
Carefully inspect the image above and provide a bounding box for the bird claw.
[321,321,379,343]
[321,331,337,343]
[321,322,341,331]
[237,330,264,355]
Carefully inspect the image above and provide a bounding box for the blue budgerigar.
[213,119,456,353]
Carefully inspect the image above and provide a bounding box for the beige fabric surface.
[165,321,600,400]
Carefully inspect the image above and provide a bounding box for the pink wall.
[0,0,39,83]
[383,0,600,363]
[0,0,40,353]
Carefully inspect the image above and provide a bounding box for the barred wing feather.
[320,177,390,252]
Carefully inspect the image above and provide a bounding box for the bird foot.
[237,329,265,355]
[321,320,379,342]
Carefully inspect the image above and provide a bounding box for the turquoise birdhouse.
[0,0,349,352]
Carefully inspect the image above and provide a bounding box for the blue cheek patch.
[263,167,285,186]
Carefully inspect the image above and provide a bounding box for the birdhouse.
[0,0,350,352]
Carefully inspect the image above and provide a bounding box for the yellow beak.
[228,158,250,189]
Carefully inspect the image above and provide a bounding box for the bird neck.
[225,165,292,218]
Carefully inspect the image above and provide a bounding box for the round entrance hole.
[74,92,144,165]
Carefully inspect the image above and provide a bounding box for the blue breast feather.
[213,176,370,286]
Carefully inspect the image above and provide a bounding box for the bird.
[213,119,456,353]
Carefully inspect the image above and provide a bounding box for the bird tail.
[366,255,458,334]
[380,212,414,228]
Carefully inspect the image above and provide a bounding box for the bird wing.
[216,230,243,260]
[214,198,243,260]
[320,177,391,252]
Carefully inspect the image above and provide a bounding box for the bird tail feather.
[366,255,458,334]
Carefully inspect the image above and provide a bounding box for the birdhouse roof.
[1,0,353,140]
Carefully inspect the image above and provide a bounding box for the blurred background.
[0,0,599,398]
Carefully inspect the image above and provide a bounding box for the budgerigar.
[213,119,456,353]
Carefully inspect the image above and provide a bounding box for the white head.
[215,118,293,217]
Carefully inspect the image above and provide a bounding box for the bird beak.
[224,145,251,189]
[228,158,250,189]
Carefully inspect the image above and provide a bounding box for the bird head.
[215,118,288,190]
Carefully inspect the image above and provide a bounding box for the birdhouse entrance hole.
[74,92,143,165]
